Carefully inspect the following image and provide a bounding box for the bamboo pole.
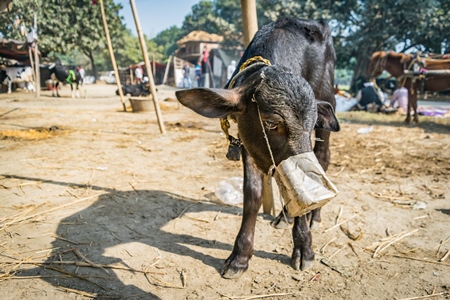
[129,0,166,134]
[240,0,275,215]
[33,12,40,97]
[162,55,172,85]
[240,0,258,47]
[99,0,127,112]
[262,174,275,215]
[28,47,35,84]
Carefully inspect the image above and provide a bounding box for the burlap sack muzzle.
[274,152,338,217]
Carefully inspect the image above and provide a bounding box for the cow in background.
[0,66,35,93]
[176,17,339,278]
[48,62,82,98]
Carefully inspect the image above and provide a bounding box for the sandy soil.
[0,84,449,300]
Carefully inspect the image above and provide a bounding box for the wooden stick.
[42,265,106,290]
[373,229,418,258]
[436,235,450,257]
[57,287,97,298]
[398,292,447,300]
[439,249,450,262]
[99,0,127,111]
[2,260,164,274]
[392,255,450,267]
[0,195,98,230]
[129,0,166,134]
[324,215,357,232]
[320,237,336,254]
[162,55,172,85]
[221,292,295,300]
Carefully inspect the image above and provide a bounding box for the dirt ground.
[0,84,449,300]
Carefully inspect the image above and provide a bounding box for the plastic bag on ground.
[215,177,243,205]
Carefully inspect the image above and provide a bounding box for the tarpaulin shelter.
[0,38,31,64]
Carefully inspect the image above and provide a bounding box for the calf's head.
[176,65,339,173]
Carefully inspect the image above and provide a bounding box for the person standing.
[195,61,201,87]
[227,60,236,81]
[78,65,85,85]
[182,61,192,88]
[201,46,209,87]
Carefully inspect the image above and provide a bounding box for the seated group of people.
[335,80,408,114]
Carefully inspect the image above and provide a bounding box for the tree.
[41,0,126,80]
[0,0,126,79]
[153,26,186,60]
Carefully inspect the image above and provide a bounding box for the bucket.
[129,97,153,112]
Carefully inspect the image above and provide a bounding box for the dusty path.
[0,84,449,299]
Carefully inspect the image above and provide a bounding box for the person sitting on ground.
[355,80,385,112]
[390,85,408,115]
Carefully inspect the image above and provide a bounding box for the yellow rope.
[228,56,272,89]
[222,56,272,139]
[238,56,272,72]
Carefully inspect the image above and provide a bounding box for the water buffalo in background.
[116,83,150,97]
[176,17,340,278]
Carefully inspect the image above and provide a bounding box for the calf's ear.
[315,100,340,132]
[176,88,242,118]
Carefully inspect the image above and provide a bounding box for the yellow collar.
[228,56,272,89]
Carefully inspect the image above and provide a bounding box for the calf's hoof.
[271,212,294,229]
[291,249,314,271]
[291,255,314,271]
[221,255,248,279]
[310,220,320,230]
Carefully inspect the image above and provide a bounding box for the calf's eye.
[264,121,278,130]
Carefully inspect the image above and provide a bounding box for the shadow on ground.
[14,187,285,299]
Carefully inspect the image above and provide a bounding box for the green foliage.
[1,0,449,85]
[153,26,186,60]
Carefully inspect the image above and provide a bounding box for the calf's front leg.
[291,215,315,270]
[221,149,263,279]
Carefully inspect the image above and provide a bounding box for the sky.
[115,0,200,38]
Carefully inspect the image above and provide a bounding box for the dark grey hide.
[175,17,340,279]
[116,84,150,97]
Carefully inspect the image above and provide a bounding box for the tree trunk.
[84,49,97,83]
[350,43,380,95]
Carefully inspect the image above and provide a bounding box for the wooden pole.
[162,55,172,85]
[99,0,127,112]
[129,0,166,134]
[173,56,177,86]
[152,53,156,77]
[240,0,275,215]
[28,47,35,82]
[240,0,258,47]
[33,12,40,98]
[262,174,275,216]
